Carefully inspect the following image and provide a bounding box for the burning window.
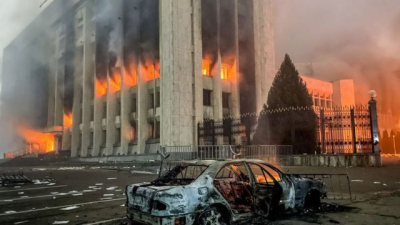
[202,60,211,76]
[64,112,73,128]
[221,64,229,80]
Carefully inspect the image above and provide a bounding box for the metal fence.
[198,104,375,154]
[318,106,372,154]
[163,145,293,161]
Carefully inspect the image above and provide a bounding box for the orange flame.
[95,79,107,97]
[109,67,122,93]
[140,61,160,81]
[202,59,236,80]
[64,112,73,128]
[202,60,211,76]
[17,125,55,153]
[124,61,138,87]
[4,151,13,159]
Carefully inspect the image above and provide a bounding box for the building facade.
[1,0,275,157]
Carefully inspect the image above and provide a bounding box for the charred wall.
[238,0,256,115]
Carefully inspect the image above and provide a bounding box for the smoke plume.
[274,0,400,119]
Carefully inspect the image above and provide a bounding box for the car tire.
[198,206,230,225]
[256,196,272,218]
[304,190,321,210]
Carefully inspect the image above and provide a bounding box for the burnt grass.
[245,203,359,225]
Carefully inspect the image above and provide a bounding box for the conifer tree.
[253,54,317,154]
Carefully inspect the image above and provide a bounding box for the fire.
[124,61,138,87]
[4,151,13,159]
[64,112,73,128]
[140,61,160,81]
[221,64,229,80]
[17,125,55,153]
[109,67,122,93]
[202,60,211,76]
[201,59,236,80]
[95,79,107,97]
[123,126,136,141]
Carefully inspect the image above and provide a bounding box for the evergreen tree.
[253,54,317,154]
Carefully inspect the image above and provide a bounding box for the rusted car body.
[125,159,326,225]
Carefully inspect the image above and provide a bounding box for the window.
[156,91,160,108]
[314,98,319,107]
[222,92,230,109]
[132,96,137,113]
[214,163,253,212]
[249,164,273,184]
[115,128,121,146]
[149,93,154,109]
[327,100,332,109]
[89,132,94,148]
[202,60,211,76]
[321,99,326,108]
[260,164,282,182]
[101,130,106,147]
[155,165,208,186]
[103,102,107,119]
[221,64,229,80]
[203,89,212,106]
[116,98,121,116]
[155,122,160,138]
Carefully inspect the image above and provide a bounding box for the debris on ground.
[1,171,32,186]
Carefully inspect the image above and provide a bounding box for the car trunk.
[127,183,174,213]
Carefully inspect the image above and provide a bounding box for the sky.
[273,0,400,114]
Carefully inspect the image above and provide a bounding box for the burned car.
[125,160,326,225]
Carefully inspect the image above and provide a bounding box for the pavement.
[0,156,399,225]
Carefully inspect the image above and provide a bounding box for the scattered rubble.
[1,171,32,186]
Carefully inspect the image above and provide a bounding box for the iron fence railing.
[198,105,375,155]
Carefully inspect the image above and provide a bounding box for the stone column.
[232,0,241,144]
[81,6,95,157]
[253,0,275,113]
[137,65,149,154]
[71,45,83,157]
[193,0,204,145]
[160,0,196,147]
[106,0,123,156]
[213,0,223,145]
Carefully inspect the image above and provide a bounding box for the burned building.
[1,0,275,157]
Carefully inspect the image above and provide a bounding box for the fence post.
[197,123,200,146]
[369,98,380,154]
[211,120,216,146]
[291,111,295,153]
[320,109,326,154]
[350,108,357,153]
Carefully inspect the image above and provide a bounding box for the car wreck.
[125,159,326,225]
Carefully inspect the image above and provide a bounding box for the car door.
[247,163,283,217]
[260,164,295,210]
[213,162,253,214]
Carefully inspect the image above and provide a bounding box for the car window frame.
[214,162,251,182]
[246,162,279,185]
[258,163,283,183]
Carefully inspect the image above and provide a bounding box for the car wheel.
[198,206,230,225]
[256,196,272,218]
[304,190,321,210]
